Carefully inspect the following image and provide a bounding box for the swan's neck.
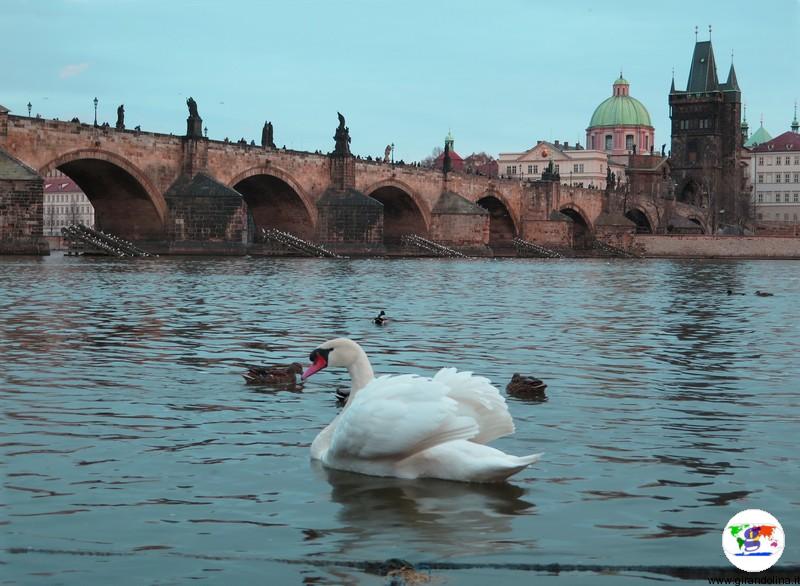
[346,349,374,397]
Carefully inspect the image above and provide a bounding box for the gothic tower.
[669,36,746,230]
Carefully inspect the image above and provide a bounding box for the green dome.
[745,125,772,148]
[589,95,652,128]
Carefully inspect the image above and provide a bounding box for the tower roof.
[722,62,740,92]
[745,124,772,148]
[686,41,719,93]
[588,76,652,129]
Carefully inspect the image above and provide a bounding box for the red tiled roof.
[43,176,82,193]
[751,131,800,153]
[434,150,464,163]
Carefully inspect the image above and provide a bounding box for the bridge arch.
[558,203,594,248]
[229,165,316,240]
[40,149,166,239]
[476,191,518,251]
[364,179,429,245]
[625,207,655,234]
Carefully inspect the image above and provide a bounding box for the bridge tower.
[669,34,746,231]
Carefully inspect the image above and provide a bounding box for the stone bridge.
[0,108,706,255]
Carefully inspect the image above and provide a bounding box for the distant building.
[432,131,464,172]
[586,75,655,155]
[750,111,800,224]
[463,152,498,177]
[669,37,748,230]
[744,117,772,148]
[43,170,94,235]
[498,140,625,189]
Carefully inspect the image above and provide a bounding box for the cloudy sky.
[2,0,798,161]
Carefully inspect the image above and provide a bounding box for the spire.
[686,38,719,92]
[741,103,749,141]
[724,62,740,92]
[792,101,799,133]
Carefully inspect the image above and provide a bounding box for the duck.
[755,290,774,297]
[300,338,542,483]
[243,362,303,385]
[506,373,547,399]
[373,310,388,326]
[726,289,746,296]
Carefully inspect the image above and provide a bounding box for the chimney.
[554,140,560,146]
[564,141,569,149]
[537,140,542,145]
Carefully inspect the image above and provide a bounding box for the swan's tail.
[481,452,544,483]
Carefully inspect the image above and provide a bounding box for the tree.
[419,146,443,168]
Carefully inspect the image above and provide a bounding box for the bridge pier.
[0,145,49,255]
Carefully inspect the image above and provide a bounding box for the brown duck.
[506,373,547,398]
[243,362,303,385]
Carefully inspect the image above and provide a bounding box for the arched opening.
[368,185,426,246]
[688,218,705,234]
[477,195,516,252]
[233,174,314,240]
[52,158,164,240]
[678,180,701,206]
[625,208,653,233]
[559,206,592,249]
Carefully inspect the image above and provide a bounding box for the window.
[777,174,782,183]
[785,193,791,203]
[645,135,649,151]
[795,193,799,203]
[512,165,517,175]
[776,156,782,166]
[590,136,595,150]
[605,135,612,150]
[506,165,511,176]
[786,157,791,165]
[578,164,584,172]
[786,173,791,183]
[759,156,764,165]
[758,193,763,203]
[555,164,560,173]
[533,165,538,174]
[574,164,579,173]
[794,173,800,183]
[776,194,782,202]
[795,157,800,166]
[625,135,634,150]
[528,165,533,174]
[758,174,764,183]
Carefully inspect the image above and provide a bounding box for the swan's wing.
[328,374,480,460]
[432,368,515,443]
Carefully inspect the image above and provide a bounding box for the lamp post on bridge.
[93,97,98,127]
[27,102,32,117]
[391,142,395,167]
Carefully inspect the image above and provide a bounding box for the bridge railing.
[400,234,467,258]
[512,237,563,258]
[261,228,345,259]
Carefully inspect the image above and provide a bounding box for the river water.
[1,255,798,585]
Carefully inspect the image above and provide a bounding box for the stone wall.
[637,235,800,258]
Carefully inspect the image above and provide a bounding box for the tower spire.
[694,25,698,41]
[792,101,799,133]
[708,24,712,40]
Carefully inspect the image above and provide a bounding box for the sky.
[2,0,798,162]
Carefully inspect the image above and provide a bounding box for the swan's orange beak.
[302,352,328,380]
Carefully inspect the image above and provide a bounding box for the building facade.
[498,140,626,189]
[586,76,655,156]
[669,39,747,230]
[751,121,800,224]
[43,169,94,235]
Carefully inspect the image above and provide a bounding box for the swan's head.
[302,338,363,380]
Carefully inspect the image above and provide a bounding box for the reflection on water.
[313,462,536,557]
[1,255,799,583]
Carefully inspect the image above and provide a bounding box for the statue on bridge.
[384,144,392,163]
[332,112,351,156]
[186,97,203,138]
[261,121,276,148]
[116,104,125,130]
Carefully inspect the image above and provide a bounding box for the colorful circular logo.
[722,509,785,572]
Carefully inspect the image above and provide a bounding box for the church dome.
[588,76,652,128]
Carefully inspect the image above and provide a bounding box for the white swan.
[301,338,542,483]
